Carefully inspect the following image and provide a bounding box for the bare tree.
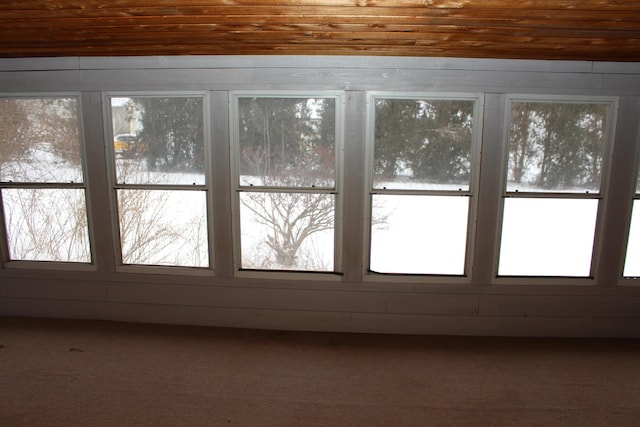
[0,98,90,262]
[1,96,208,267]
[240,184,335,270]
[3,188,90,262]
[115,158,208,267]
[240,174,389,271]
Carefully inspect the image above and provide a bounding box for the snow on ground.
[1,149,628,276]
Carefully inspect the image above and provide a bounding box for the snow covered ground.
[1,148,628,277]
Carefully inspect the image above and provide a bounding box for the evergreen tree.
[374,98,474,186]
[238,97,334,186]
[134,97,204,172]
[508,102,607,191]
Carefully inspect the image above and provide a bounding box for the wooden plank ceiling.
[0,0,639,61]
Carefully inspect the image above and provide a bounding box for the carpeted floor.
[1,316,639,426]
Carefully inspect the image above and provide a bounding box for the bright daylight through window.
[0,97,91,263]
[234,94,340,272]
[624,176,640,278]
[368,95,480,275]
[498,99,612,277]
[108,95,210,268]
[0,89,631,283]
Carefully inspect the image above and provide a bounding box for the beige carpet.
[1,316,639,427]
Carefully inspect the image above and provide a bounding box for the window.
[498,97,614,277]
[232,93,342,273]
[623,175,640,278]
[107,95,211,268]
[0,96,92,263]
[367,94,482,276]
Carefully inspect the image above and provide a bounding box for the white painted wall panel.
[479,295,640,318]
[4,279,107,301]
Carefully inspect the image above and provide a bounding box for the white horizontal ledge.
[0,55,601,74]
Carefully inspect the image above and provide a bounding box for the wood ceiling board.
[0,0,638,60]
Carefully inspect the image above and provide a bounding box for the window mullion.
[81,91,116,272]
[341,91,365,282]
[471,93,506,285]
[600,96,640,284]
[209,90,233,278]
[0,189,9,267]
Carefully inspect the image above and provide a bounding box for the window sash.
[623,198,640,278]
[0,95,86,185]
[2,187,91,263]
[116,188,210,268]
[365,93,482,278]
[231,91,343,275]
[370,97,477,193]
[503,96,615,198]
[498,197,599,277]
[496,96,615,280]
[105,92,212,271]
[0,94,93,266]
[107,94,208,187]
[238,190,336,272]
[369,194,470,275]
[232,92,342,191]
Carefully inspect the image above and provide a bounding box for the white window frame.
[230,91,344,281]
[103,92,214,275]
[493,94,618,285]
[363,92,484,283]
[0,93,95,271]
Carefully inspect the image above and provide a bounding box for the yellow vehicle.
[113,134,139,157]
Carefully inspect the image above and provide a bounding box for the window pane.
[499,198,598,276]
[2,188,90,262]
[110,97,205,185]
[624,200,640,277]
[239,192,334,271]
[237,97,336,188]
[0,98,83,183]
[370,195,469,275]
[507,101,608,193]
[373,99,475,191]
[117,190,209,267]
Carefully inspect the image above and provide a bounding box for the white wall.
[1,56,640,337]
